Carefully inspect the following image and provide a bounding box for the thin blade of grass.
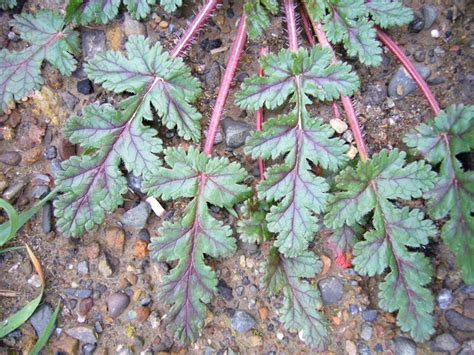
[0,246,24,254]
[30,302,60,355]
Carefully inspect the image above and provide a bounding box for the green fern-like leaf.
[142,147,251,343]
[54,36,201,237]
[264,248,328,349]
[244,0,279,40]
[237,197,272,244]
[0,10,79,112]
[0,0,16,9]
[366,0,414,28]
[324,148,437,341]
[404,104,474,284]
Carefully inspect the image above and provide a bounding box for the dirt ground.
[0,0,473,354]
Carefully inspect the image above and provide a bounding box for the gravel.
[66,326,97,344]
[362,309,378,322]
[77,79,94,95]
[393,337,416,355]
[0,151,21,166]
[431,333,460,352]
[30,304,54,336]
[120,201,151,229]
[107,292,130,318]
[437,288,453,309]
[221,117,253,149]
[445,310,474,332]
[421,5,439,29]
[41,202,52,233]
[388,64,431,98]
[318,277,344,304]
[231,310,256,333]
[81,29,106,61]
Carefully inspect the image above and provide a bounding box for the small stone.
[159,20,169,29]
[217,279,233,301]
[463,299,474,318]
[127,173,144,194]
[249,335,263,347]
[138,229,151,243]
[127,310,137,320]
[235,286,244,296]
[82,29,107,61]
[231,310,256,333]
[65,326,97,344]
[414,49,426,63]
[120,201,151,229]
[124,13,146,36]
[148,311,160,329]
[205,61,221,90]
[133,239,149,258]
[79,297,94,318]
[86,242,100,259]
[458,340,474,355]
[30,304,53,336]
[349,304,359,315]
[28,274,42,288]
[445,310,474,332]
[221,117,253,149]
[431,333,460,352]
[318,277,344,304]
[77,260,89,275]
[362,309,378,322]
[394,337,416,355]
[329,118,348,134]
[388,64,431,98]
[431,29,440,38]
[360,323,373,341]
[460,284,474,294]
[82,343,97,355]
[200,38,222,52]
[105,227,126,255]
[358,342,371,355]
[23,147,42,164]
[41,202,52,233]
[98,256,113,277]
[77,79,94,95]
[437,288,453,309]
[64,288,93,298]
[409,16,424,33]
[107,292,130,318]
[347,145,358,159]
[374,344,383,353]
[136,306,151,322]
[422,5,439,29]
[345,340,357,355]
[0,151,21,166]
[258,306,269,321]
[43,146,57,160]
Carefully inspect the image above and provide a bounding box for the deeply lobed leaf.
[404,104,474,283]
[366,0,414,28]
[264,248,328,349]
[237,198,272,244]
[0,10,79,112]
[325,148,437,340]
[0,0,16,9]
[143,147,250,343]
[244,0,279,40]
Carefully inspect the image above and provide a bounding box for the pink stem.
[170,0,221,58]
[300,8,315,46]
[257,47,268,180]
[203,15,247,155]
[305,12,369,161]
[284,0,299,51]
[376,28,440,115]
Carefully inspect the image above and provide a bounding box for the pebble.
[422,5,439,29]
[357,342,371,355]
[127,310,137,320]
[77,79,94,95]
[409,16,424,33]
[388,64,431,98]
[362,309,378,322]
[0,151,21,166]
[78,297,94,318]
[347,145,358,159]
[221,117,253,149]
[148,311,160,329]
[345,340,357,355]
[51,158,62,176]
[127,173,144,194]
[43,146,57,160]
[414,49,426,62]
[235,285,244,297]
[431,333,460,352]
[460,284,474,294]
[458,340,474,355]
[360,323,373,341]
[318,277,344,304]
[133,239,149,258]
[349,304,359,315]
[41,202,52,233]
[77,260,89,275]
[64,288,93,298]
[364,83,387,106]
[464,299,474,318]
[30,304,53,336]
[28,274,42,288]
[86,242,100,259]
[105,227,126,255]
[374,343,383,353]
[236,72,249,83]
[95,321,103,333]
[98,256,113,277]
[65,326,97,344]
[200,38,223,52]
[107,292,130,318]
[123,13,147,36]
[120,201,151,229]
[217,279,233,301]
[437,288,453,309]
[205,61,222,90]
[82,343,97,355]
[82,29,107,61]
[138,229,151,243]
[431,29,440,38]
[136,306,151,322]
[393,337,416,355]
[445,310,474,332]
[329,118,348,134]
[230,310,256,333]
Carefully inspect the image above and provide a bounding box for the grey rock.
[60,92,78,112]
[460,284,474,294]
[318,277,344,304]
[422,5,439,29]
[51,158,62,177]
[388,64,431,99]
[231,310,256,333]
[127,173,144,194]
[64,288,93,298]
[41,202,52,233]
[437,288,453,309]
[128,310,137,320]
[120,202,151,229]
[458,340,474,355]
[360,323,373,341]
[217,280,233,301]
[138,228,151,243]
[235,285,244,297]
[205,61,221,90]
[365,83,387,106]
[31,185,49,199]
[414,50,426,63]
[394,337,416,355]
[30,304,54,336]
[43,146,57,160]
[95,321,103,333]
[362,309,378,322]
[357,342,372,355]
[123,13,146,37]
[77,260,89,275]
[82,343,97,355]
[0,151,21,166]
[221,117,253,149]
[2,180,26,201]
[409,16,424,33]
[82,29,107,61]
[66,326,97,344]
[107,292,130,318]
[431,333,460,352]
[349,304,359,315]
[445,310,474,332]
[98,256,113,277]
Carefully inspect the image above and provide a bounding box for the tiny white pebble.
[330,118,348,134]
[277,332,284,340]
[347,145,358,160]
[146,196,165,217]
[431,29,440,38]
